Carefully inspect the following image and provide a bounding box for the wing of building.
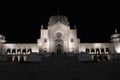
[0,15,120,62]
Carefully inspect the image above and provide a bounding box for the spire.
[115,28,118,34]
[41,24,44,29]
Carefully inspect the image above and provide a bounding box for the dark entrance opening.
[20,56,24,62]
[56,44,63,55]
[14,56,18,62]
[7,56,12,61]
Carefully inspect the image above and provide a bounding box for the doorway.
[56,44,63,55]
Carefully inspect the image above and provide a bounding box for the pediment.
[48,21,70,40]
[48,21,70,31]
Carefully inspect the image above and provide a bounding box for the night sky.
[0,1,120,43]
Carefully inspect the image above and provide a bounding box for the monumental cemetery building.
[0,15,120,62]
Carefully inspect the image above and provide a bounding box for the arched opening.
[44,48,47,53]
[101,48,105,54]
[91,48,95,54]
[56,44,63,55]
[14,56,18,62]
[98,55,103,61]
[44,50,47,53]
[93,55,98,61]
[12,49,16,54]
[7,56,12,61]
[20,56,24,62]
[71,49,74,53]
[7,49,11,54]
[17,49,21,54]
[86,48,90,53]
[96,48,100,54]
[103,55,108,61]
[27,49,32,54]
[22,49,26,54]
[106,48,109,54]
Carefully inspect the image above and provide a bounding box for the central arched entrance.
[55,32,64,55]
[56,44,63,55]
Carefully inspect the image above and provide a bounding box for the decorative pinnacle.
[115,28,118,34]
[41,25,44,29]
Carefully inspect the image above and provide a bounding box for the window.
[44,39,47,43]
[56,32,62,38]
[71,39,74,42]
[17,49,21,54]
[86,48,90,52]
[12,49,16,53]
[106,48,109,52]
[91,48,95,53]
[22,49,26,54]
[101,48,104,53]
[7,49,11,54]
[96,48,100,54]
[27,49,32,54]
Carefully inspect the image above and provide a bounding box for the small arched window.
[86,48,90,52]
[17,49,21,54]
[101,48,104,53]
[7,49,11,54]
[27,49,32,54]
[12,49,16,54]
[106,48,109,52]
[44,39,47,43]
[91,48,95,53]
[71,39,74,42]
[96,48,100,54]
[22,49,26,54]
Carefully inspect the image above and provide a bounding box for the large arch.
[56,44,63,55]
[55,36,63,54]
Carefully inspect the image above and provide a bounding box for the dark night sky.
[0,1,120,43]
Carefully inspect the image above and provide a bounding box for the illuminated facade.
[0,15,120,61]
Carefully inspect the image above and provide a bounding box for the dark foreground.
[0,55,120,80]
